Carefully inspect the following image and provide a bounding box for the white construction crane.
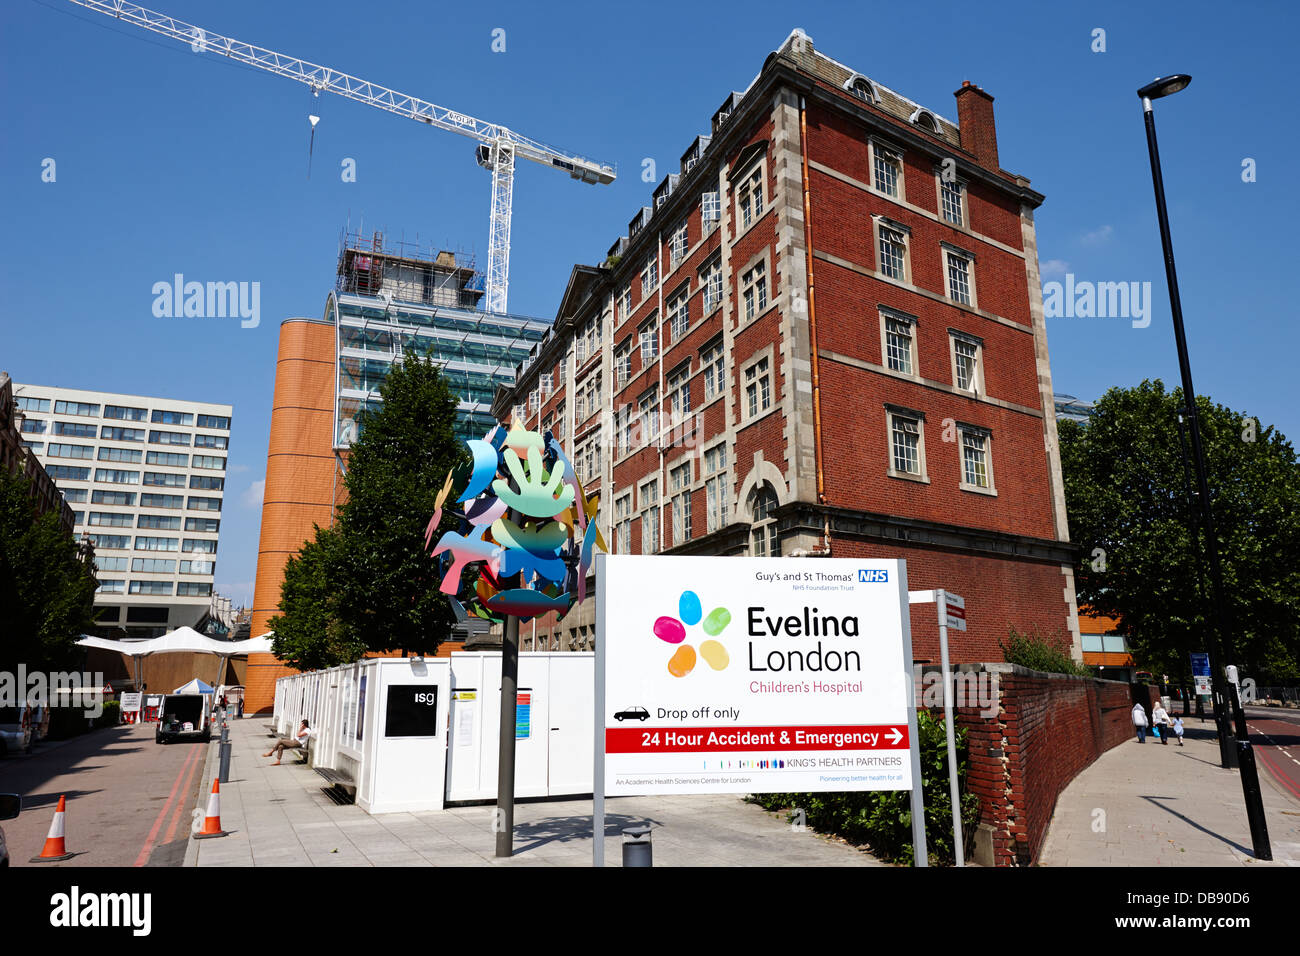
[64,0,616,314]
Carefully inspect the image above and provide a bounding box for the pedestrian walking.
[1152,699,1170,746]
[1172,716,1185,747]
[1131,701,1148,743]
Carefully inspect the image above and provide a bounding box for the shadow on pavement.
[512,812,664,855]
[1140,795,1253,856]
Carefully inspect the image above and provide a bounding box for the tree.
[0,468,99,672]
[1059,380,1300,684]
[270,353,467,668]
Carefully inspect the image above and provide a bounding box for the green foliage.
[95,700,120,728]
[0,468,99,672]
[270,354,467,668]
[1001,625,1093,677]
[750,710,980,865]
[1060,380,1300,682]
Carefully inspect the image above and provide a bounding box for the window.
[143,472,185,488]
[104,404,147,421]
[137,514,181,530]
[129,580,173,595]
[619,286,633,324]
[882,313,916,375]
[180,559,216,575]
[96,580,125,594]
[149,430,191,446]
[667,362,692,427]
[48,443,93,459]
[177,582,213,597]
[193,433,227,449]
[187,496,222,512]
[20,440,43,452]
[741,261,768,322]
[141,493,183,509]
[640,478,660,554]
[877,222,909,281]
[191,475,225,491]
[701,190,721,235]
[55,400,99,417]
[871,141,903,199]
[940,178,966,226]
[638,317,659,365]
[615,494,633,555]
[95,556,127,572]
[737,164,765,231]
[638,387,659,446]
[135,536,179,552]
[193,455,226,471]
[87,534,129,550]
[89,511,133,527]
[614,343,631,388]
[945,247,975,306]
[196,414,230,430]
[53,421,97,437]
[704,442,729,532]
[670,462,692,546]
[960,427,994,492]
[887,409,926,479]
[749,484,781,557]
[147,451,189,467]
[98,446,142,463]
[743,355,772,419]
[183,538,218,554]
[102,426,144,442]
[95,468,139,484]
[951,333,983,393]
[847,76,875,103]
[15,397,49,412]
[152,410,193,426]
[669,221,689,268]
[132,558,176,573]
[667,288,690,341]
[554,401,566,442]
[641,255,659,297]
[617,405,634,453]
[47,465,90,481]
[700,259,722,314]
[62,488,89,503]
[19,418,46,434]
[701,340,725,400]
[93,490,134,506]
[185,517,220,533]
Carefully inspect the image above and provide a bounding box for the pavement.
[185,714,883,867]
[1039,716,1300,866]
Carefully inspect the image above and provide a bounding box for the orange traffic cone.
[194,778,227,839]
[30,794,75,862]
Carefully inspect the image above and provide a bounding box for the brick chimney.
[954,81,998,170]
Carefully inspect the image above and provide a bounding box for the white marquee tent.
[76,627,278,691]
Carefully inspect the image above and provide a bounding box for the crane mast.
[63,0,616,314]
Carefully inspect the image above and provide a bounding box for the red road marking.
[1252,737,1300,803]
[161,748,205,846]
[132,744,201,867]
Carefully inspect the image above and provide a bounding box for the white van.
[0,706,33,756]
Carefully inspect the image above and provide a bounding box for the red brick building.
[494,30,1079,664]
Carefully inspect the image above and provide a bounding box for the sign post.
[1190,651,1211,697]
[595,556,925,866]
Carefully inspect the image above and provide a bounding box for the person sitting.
[263,719,310,765]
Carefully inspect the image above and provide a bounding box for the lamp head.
[1137,75,1191,100]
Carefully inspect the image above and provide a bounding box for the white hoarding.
[602,556,913,795]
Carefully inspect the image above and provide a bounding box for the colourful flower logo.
[654,589,731,677]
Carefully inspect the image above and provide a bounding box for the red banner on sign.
[606,724,908,754]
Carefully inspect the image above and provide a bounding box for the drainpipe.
[801,96,831,558]
[657,229,666,553]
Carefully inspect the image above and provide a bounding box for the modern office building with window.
[497,30,1080,662]
[12,383,232,638]
[246,231,549,711]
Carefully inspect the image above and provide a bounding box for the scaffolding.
[336,230,486,310]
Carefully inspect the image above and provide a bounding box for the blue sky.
[3,0,1296,608]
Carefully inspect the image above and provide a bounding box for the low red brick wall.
[938,664,1155,866]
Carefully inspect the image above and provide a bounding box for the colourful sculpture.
[427,419,605,624]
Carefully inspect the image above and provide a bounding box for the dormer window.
[910,108,940,134]
[845,75,875,103]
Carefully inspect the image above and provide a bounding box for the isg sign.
[600,556,916,795]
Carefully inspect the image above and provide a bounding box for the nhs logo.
[858,569,889,583]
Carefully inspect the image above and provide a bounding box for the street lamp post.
[1138,75,1272,860]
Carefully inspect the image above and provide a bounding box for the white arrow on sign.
[886,727,903,745]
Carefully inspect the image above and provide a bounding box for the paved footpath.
[187,715,882,867]
[1039,719,1300,866]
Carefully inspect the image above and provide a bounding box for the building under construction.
[247,229,549,712]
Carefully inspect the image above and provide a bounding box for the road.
[1244,705,1300,807]
[0,722,210,866]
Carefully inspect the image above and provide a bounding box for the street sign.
[944,592,967,632]
[1190,652,1211,695]
[119,693,142,713]
[600,556,914,795]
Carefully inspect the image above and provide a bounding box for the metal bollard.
[218,739,232,783]
[220,723,229,744]
[621,824,653,867]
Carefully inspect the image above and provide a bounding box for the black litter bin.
[622,824,653,867]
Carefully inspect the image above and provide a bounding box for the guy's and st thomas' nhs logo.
[858,569,889,583]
